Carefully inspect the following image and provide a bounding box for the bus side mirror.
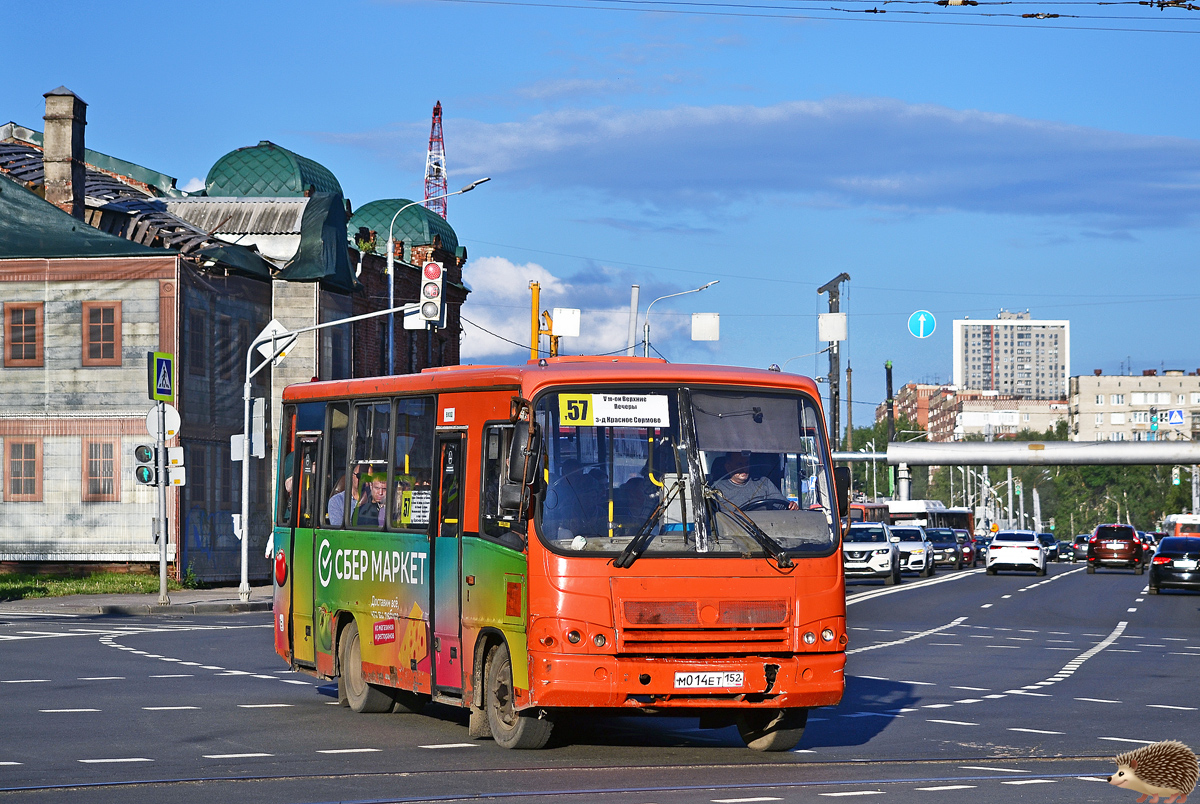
[834,466,850,521]
[507,423,542,486]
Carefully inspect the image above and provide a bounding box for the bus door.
[290,434,321,666]
[431,432,466,695]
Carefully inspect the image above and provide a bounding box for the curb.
[0,601,272,617]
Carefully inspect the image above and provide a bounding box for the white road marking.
[916,786,975,791]
[143,706,199,711]
[78,757,153,763]
[1077,777,1110,782]
[238,704,294,708]
[1100,737,1156,745]
[78,676,124,680]
[0,762,22,766]
[1108,649,1140,654]
[983,694,1007,699]
[960,766,1031,773]
[987,645,1019,649]
[1006,637,1033,641]
[1001,595,1012,599]
[419,743,479,749]
[898,680,936,686]
[849,619,967,656]
[1137,643,1162,647]
[1163,637,1186,641]
[927,719,977,726]
[1136,600,1146,604]
[317,748,382,754]
[1002,779,1057,785]
[856,675,890,681]
[1076,697,1121,704]
[713,798,784,803]
[1,679,48,684]
[1047,639,1074,643]
[1046,647,1075,651]
[952,686,990,691]
[928,643,961,646]
[150,674,193,678]
[40,708,99,713]
[923,704,955,709]
[846,569,983,605]
[1127,608,1138,612]
[980,604,993,608]
[1147,704,1197,711]
[819,793,885,798]
[1009,728,1064,735]
[203,753,273,759]
[282,679,312,685]
[954,699,984,704]
[1005,690,1051,697]
[200,666,224,670]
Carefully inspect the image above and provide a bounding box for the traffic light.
[1172,466,1181,486]
[134,444,158,486]
[419,261,444,325]
[1150,407,1159,431]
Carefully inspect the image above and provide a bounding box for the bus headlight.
[821,629,835,642]
[803,631,817,644]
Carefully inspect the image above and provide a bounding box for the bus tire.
[338,621,393,714]
[485,642,553,749]
[737,708,808,752]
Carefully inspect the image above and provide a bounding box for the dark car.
[1054,540,1075,562]
[954,529,978,566]
[1036,533,1058,561]
[1087,523,1144,574]
[1069,534,1091,562]
[924,527,964,569]
[1148,536,1200,594]
[976,535,994,561]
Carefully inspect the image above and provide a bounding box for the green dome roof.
[348,199,459,256]
[205,140,342,198]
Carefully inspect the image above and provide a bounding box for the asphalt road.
[1,562,1196,804]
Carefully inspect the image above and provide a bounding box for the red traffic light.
[422,282,441,299]
[423,262,442,280]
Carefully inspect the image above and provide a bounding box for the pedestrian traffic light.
[1172,466,1181,486]
[419,261,444,325]
[134,444,158,486]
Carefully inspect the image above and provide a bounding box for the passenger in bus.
[327,465,361,528]
[711,452,798,510]
[354,473,388,527]
[544,459,605,539]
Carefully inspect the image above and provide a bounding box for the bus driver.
[711,452,799,511]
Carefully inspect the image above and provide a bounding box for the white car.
[890,526,935,577]
[986,530,1046,576]
[844,523,902,585]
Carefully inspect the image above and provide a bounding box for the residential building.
[928,389,1068,442]
[874,383,946,430]
[953,310,1069,400]
[1069,369,1200,442]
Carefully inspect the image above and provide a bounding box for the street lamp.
[642,281,718,358]
[384,177,490,375]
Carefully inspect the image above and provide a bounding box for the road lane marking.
[987,645,1019,649]
[1005,690,1051,697]
[960,766,1030,773]
[200,666,224,670]
[1002,595,1012,599]
[1002,779,1057,785]
[143,706,199,711]
[0,762,22,766]
[78,757,152,763]
[848,619,967,656]
[927,719,977,726]
[1,679,48,684]
[952,686,989,691]
[1127,608,1138,612]
[856,675,890,681]
[150,674,194,678]
[1076,697,1121,704]
[922,704,955,709]
[238,704,294,708]
[282,679,312,685]
[1009,728,1064,734]
[1147,704,1197,711]
[79,676,124,680]
[419,743,479,749]
[1077,777,1110,782]
[980,604,993,608]
[898,680,936,686]
[40,708,99,713]
[819,793,884,798]
[846,569,982,605]
[1100,737,1156,745]
[317,748,381,754]
[929,643,961,646]
[916,786,975,791]
[954,699,984,704]
[714,798,784,803]
[983,694,1007,699]
[203,753,273,759]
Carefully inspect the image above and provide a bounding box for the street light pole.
[384,178,490,375]
[642,281,718,358]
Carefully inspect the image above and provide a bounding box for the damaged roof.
[348,198,459,256]
[205,141,342,198]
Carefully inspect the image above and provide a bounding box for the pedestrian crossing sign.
[148,352,174,402]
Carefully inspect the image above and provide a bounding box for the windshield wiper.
[707,489,794,568]
[613,480,683,569]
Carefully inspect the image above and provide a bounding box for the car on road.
[976,535,994,562]
[1068,534,1091,562]
[1054,540,1075,562]
[1035,533,1059,561]
[986,530,1046,576]
[1148,535,1200,594]
[890,526,935,577]
[924,527,964,569]
[954,529,978,566]
[1086,523,1144,574]
[843,522,902,585]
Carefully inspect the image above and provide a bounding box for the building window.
[1095,413,1104,425]
[1111,394,1125,405]
[217,316,233,381]
[82,439,120,502]
[4,303,44,368]
[1110,412,1126,425]
[6,439,42,501]
[1095,395,1104,405]
[82,302,122,367]
[187,310,207,376]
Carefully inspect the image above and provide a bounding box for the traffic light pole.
[157,400,170,605]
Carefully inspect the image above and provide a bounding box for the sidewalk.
[0,585,273,616]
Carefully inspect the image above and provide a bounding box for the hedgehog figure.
[1108,741,1198,804]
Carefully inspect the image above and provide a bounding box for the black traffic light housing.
[134,444,158,486]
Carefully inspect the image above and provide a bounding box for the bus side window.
[276,405,297,527]
[481,424,525,549]
[348,400,392,530]
[322,402,350,528]
[390,396,435,530]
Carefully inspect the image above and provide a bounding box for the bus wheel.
[338,621,393,714]
[485,642,553,749]
[737,708,808,752]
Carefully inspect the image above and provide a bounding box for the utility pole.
[529,281,541,360]
[818,273,850,451]
[845,363,853,451]
[1007,466,1014,530]
[886,360,896,496]
[1193,465,1199,514]
[625,285,640,357]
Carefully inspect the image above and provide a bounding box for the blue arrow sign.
[908,310,936,339]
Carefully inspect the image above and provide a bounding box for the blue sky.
[6,0,1199,416]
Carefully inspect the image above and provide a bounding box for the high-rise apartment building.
[952,310,1070,400]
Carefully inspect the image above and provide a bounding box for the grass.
[0,573,184,601]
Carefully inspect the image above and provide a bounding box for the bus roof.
[281,357,823,403]
[1163,513,1200,524]
[888,499,949,514]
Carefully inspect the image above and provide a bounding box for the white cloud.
[460,256,688,362]
[180,176,204,193]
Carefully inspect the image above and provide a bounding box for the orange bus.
[1161,514,1200,538]
[848,502,890,525]
[271,357,848,751]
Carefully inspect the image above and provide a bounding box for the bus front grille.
[618,626,791,654]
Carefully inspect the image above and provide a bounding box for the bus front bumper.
[526,651,845,709]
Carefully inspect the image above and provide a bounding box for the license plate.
[674,671,744,689]
[1108,542,1123,549]
[1176,559,1198,569]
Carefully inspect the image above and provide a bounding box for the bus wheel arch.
[468,628,507,739]
[335,616,393,714]
[483,639,553,749]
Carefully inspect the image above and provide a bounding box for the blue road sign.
[148,351,174,402]
[908,310,936,339]
[1167,409,1185,426]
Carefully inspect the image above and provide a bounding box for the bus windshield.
[535,387,836,559]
